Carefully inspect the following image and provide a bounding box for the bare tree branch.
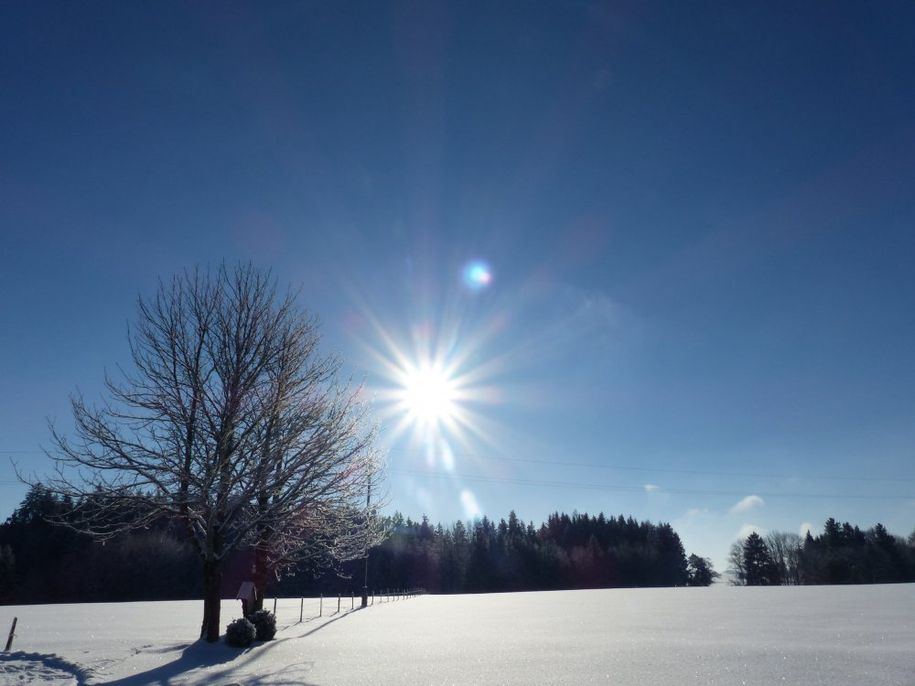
[36,263,385,642]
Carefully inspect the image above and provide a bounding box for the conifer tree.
[742,532,778,586]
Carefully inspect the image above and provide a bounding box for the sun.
[400,363,457,426]
[353,301,504,462]
[362,325,493,454]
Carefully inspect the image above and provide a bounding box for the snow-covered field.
[0,584,912,685]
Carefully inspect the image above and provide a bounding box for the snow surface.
[0,584,913,685]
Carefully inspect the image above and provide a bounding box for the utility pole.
[361,477,371,608]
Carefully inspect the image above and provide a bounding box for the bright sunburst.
[344,269,516,522]
[378,349,476,446]
[399,362,458,426]
[354,309,502,461]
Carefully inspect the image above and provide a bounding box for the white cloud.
[730,494,765,514]
[736,524,764,540]
[684,507,710,519]
[799,522,815,537]
[643,483,660,493]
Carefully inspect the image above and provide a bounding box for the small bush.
[225,617,256,647]
[250,609,277,641]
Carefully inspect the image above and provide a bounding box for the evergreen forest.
[1,486,912,604]
[728,519,915,586]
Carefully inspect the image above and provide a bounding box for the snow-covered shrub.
[225,617,256,647]
[250,609,277,641]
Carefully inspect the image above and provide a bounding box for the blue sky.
[2,1,914,570]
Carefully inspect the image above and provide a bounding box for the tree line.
[280,510,719,595]
[5,488,912,602]
[0,486,717,604]
[728,519,915,586]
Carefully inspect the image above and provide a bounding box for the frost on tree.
[44,264,384,642]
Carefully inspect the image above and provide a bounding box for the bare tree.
[43,264,382,642]
[727,541,746,585]
[242,312,386,611]
[765,531,802,585]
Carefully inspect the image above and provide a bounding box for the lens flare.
[350,288,510,521]
[462,260,493,290]
[460,489,482,518]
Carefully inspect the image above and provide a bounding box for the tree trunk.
[200,559,222,642]
[251,542,269,613]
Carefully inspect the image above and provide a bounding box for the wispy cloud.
[729,494,765,514]
[572,287,619,327]
[684,507,710,519]
[501,284,623,371]
[737,523,764,540]
[643,483,660,493]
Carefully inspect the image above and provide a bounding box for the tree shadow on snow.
[93,640,252,686]
[93,611,357,685]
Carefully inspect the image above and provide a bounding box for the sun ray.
[361,319,500,460]
[342,269,516,522]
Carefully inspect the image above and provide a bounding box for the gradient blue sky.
[2,1,914,570]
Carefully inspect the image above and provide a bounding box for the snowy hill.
[1,585,913,685]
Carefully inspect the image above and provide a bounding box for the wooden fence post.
[320,594,323,617]
[299,597,304,623]
[4,617,16,652]
[273,597,277,615]
[337,593,341,614]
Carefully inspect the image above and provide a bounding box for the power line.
[2,447,911,497]
[385,447,915,483]
[389,468,915,502]
[5,447,913,483]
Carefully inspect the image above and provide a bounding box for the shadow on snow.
[92,608,358,685]
[0,651,92,685]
